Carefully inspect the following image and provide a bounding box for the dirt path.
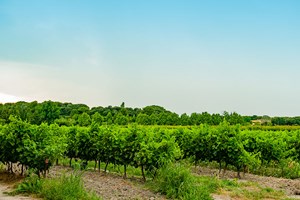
[0,172,37,200]
[0,182,36,200]
[50,166,165,200]
[83,171,165,200]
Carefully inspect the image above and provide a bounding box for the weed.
[151,162,213,200]
[15,172,101,200]
[14,174,42,195]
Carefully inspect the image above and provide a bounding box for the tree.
[37,101,61,124]
[165,113,179,125]
[120,102,125,108]
[149,114,159,125]
[142,105,166,115]
[136,113,151,125]
[180,113,191,126]
[199,112,212,124]
[105,112,113,125]
[77,112,91,127]
[92,112,104,125]
[115,113,128,125]
[211,113,223,125]
[224,111,244,125]
[190,113,200,125]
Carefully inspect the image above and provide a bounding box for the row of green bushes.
[1,117,300,179]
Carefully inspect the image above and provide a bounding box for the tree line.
[0,100,299,126]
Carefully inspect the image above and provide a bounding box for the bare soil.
[49,166,166,200]
[1,165,300,200]
[193,166,300,199]
[0,172,38,200]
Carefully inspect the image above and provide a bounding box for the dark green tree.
[77,112,92,127]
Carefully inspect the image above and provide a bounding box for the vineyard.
[1,116,300,181]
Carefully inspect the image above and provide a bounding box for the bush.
[15,173,101,200]
[152,162,213,200]
[16,175,42,194]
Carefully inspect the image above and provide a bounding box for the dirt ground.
[1,165,300,200]
[49,165,166,200]
[194,166,300,199]
[0,172,37,200]
[83,171,166,200]
[0,183,37,200]
[50,165,300,200]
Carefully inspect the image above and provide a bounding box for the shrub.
[15,173,101,200]
[15,174,42,194]
[153,162,212,200]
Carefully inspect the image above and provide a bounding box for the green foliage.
[213,122,246,171]
[241,129,295,172]
[0,116,67,175]
[291,130,300,161]
[41,173,100,200]
[136,113,151,125]
[91,112,103,125]
[77,112,92,126]
[152,162,213,200]
[15,173,101,200]
[64,125,181,179]
[37,101,61,124]
[0,101,253,126]
[62,123,300,179]
[1,113,300,180]
[272,116,300,125]
[114,113,128,125]
[134,128,181,175]
[15,174,42,194]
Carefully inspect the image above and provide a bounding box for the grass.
[196,160,300,179]
[49,159,295,200]
[215,179,291,200]
[147,162,293,200]
[60,158,148,179]
[149,162,214,200]
[14,172,101,200]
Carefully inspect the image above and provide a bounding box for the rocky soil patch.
[194,166,300,199]
[49,166,165,200]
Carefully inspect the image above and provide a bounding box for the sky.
[0,0,299,116]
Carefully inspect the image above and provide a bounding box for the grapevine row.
[0,117,299,179]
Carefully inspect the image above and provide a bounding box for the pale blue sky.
[0,0,299,116]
